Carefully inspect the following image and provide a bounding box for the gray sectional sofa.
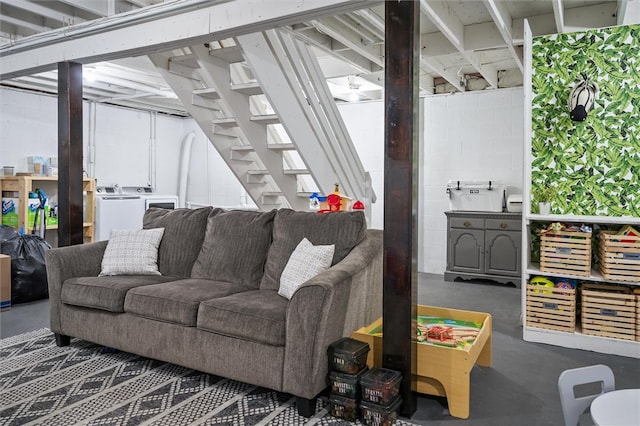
[46,206,382,417]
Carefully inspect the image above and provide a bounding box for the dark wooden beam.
[382,0,419,418]
[58,62,84,247]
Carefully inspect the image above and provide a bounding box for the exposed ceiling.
[0,0,636,116]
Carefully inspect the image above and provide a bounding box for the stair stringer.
[236,30,376,211]
[190,44,308,211]
[148,49,295,210]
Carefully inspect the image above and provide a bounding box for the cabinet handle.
[500,223,508,229]
[464,221,471,227]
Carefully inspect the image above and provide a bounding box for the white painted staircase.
[148,29,375,212]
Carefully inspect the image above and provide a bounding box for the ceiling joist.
[0,0,627,112]
[420,0,498,89]
[552,0,566,33]
[483,0,523,73]
[0,0,375,80]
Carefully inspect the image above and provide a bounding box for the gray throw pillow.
[99,228,165,276]
[143,206,219,277]
[260,209,366,290]
[191,209,277,288]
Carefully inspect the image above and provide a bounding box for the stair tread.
[231,82,263,96]
[212,117,238,127]
[266,143,295,151]
[230,145,254,151]
[250,114,280,125]
[192,88,220,99]
[247,169,268,175]
[283,169,309,175]
[208,46,244,63]
[169,53,199,69]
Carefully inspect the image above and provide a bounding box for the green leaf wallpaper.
[531,24,640,217]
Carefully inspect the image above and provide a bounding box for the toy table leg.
[445,378,471,419]
[476,333,492,367]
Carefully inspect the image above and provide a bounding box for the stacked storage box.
[525,281,576,333]
[581,283,636,341]
[540,229,592,277]
[327,337,370,422]
[359,368,403,426]
[599,229,640,283]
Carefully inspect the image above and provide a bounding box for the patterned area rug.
[1,329,417,426]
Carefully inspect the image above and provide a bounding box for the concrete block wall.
[337,88,524,274]
[2,86,523,275]
[421,88,524,274]
[0,88,245,208]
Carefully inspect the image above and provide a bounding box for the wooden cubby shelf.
[0,175,96,244]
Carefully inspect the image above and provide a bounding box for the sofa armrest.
[46,241,108,332]
[282,229,382,398]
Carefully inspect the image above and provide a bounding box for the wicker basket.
[599,230,640,283]
[540,230,592,277]
[581,283,636,341]
[635,288,640,342]
[526,283,576,333]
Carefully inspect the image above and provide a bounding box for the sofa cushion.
[124,279,252,327]
[61,275,179,312]
[260,209,366,290]
[191,209,276,288]
[143,206,220,278]
[99,228,165,276]
[197,290,288,346]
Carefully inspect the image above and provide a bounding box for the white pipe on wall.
[178,132,195,208]
[87,101,96,177]
[148,111,157,189]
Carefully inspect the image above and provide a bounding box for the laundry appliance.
[95,186,178,241]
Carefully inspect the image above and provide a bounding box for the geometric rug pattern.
[0,329,417,425]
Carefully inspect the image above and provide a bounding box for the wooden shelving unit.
[0,175,96,243]
[523,216,640,358]
[522,23,639,358]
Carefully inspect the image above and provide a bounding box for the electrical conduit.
[178,132,195,208]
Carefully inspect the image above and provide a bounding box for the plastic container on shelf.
[328,367,368,398]
[327,337,370,374]
[359,396,402,426]
[328,393,359,421]
[360,367,402,406]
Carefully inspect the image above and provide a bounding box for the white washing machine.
[144,195,179,210]
[95,186,179,241]
[120,186,179,211]
[95,186,145,241]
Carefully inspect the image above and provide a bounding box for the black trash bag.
[0,224,18,242]
[0,234,51,304]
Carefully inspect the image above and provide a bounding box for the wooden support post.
[58,62,84,247]
[383,0,419,418]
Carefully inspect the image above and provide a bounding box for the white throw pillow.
[278,237,335,300]
[99,228,165,276]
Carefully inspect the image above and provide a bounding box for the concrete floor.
[1,273,639,425]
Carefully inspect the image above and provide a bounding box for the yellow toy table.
[351,305,492,419]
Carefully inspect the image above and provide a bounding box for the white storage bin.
[447,181,505,212]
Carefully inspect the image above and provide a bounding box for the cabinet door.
[449,229,485,273]
[485,230,521,276]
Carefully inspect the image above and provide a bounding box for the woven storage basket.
[599,230,640,283]
[540,230,592,277]
[526,283,576,333]
[581,283,636,341]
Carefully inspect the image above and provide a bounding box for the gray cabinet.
[445,211,521,286]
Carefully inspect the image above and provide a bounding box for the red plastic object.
[352,200,365,210]
[327,193,341,211]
